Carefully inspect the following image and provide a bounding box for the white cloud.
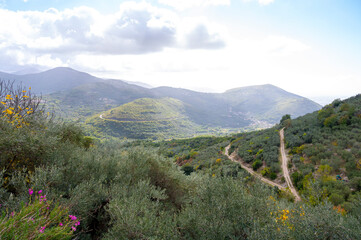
[243,0,275,6]
[159,0,230,10]
[0,2,226,71]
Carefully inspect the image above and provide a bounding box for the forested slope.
[1,80,360,239]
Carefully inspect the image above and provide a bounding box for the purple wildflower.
[28,189,33,195]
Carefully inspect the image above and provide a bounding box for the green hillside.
[219,84,322,123]
[86,98,202,139]
[226,94,361,209]
[45,80,154,119]
[282,95,361,207]
[2,68,322,138]
[1,80,361,239]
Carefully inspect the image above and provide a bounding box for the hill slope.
[219,84,321,123]
[86,98,201,139]
[1,67,322,137]
[228,94,361,208]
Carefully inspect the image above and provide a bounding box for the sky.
[0,0,361,105]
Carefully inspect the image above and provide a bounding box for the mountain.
[0,67,101,94]
[86,98,201,139]
[0,67,322,138]
[46,79,155,119]
[219,84,322,123]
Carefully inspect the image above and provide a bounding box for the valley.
[0,71,360,239]
[0,67,322,139]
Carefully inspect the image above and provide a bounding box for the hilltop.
[0,67,322,139]
[86,98,201,139]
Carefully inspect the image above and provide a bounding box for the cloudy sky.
[0,0,360,104]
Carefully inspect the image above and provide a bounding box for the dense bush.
[284,94,361,209]
[1,83,361,239]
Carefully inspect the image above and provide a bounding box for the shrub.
[0,189,78,239]
[252,159,262,171]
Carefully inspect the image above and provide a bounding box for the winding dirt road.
[224,145,285,190]
[279,128,301,201]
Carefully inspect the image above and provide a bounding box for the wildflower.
[22,90,27,93]
[39,195,47,202]
[23,95,29,98]
[69,215,77,221]
[75,221,80,226]
[29,188,33,195]
[5,95,12,100]
[5,109,13,115]
[0,101,6,105]
[38,190,42,194]
[59,222,63,226]
[71,226,76,231]
[10,212,14,217]
[39,226,45,233]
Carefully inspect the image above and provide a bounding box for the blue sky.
[0,0,360,104]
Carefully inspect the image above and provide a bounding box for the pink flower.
[28,189,33,195]
[71,226,76,231]
[75,221,80,226]
[69,215,77,221]
[59,222,63,226]
[39,195,47,202]
[39,226,45,233]
[38,190,42,194]
[10,212,14,217]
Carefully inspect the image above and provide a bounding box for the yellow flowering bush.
[0,80,46,129]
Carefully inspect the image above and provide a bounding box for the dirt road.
[224,145,285,190]
[279,128,301,202]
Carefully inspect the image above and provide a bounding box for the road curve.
[279,128,301,202]
[224,145,285,190]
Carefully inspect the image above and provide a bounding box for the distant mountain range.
[0,67,322,139]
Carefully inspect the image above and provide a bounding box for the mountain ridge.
[0,67,322,139]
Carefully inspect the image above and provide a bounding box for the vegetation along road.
[279,128,301,202]
[224,145,285,190]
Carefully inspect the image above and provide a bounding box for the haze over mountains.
[0,67,322,139]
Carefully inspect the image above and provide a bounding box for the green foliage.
[252,159,262,171]
[0,189,77,239]
[285,94,361,208]
[1,90,361,239]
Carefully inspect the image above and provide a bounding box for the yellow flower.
[5,95,12,100]
[23,95,29,98]
[22,90,27,93]
[6,109,13,115]
[1,101,6,105]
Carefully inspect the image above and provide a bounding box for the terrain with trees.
[0,79,360,239]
